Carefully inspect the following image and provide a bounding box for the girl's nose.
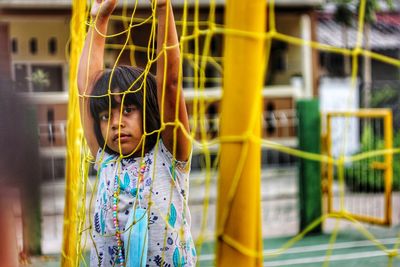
[111,112,125,130]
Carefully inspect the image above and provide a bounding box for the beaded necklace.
[113,161,147,266]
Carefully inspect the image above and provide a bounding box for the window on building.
[14,64,29,92]
[48,37,57,55]
[265,40,288,85]
[31,65,63,92]
[11,38,18,54]
[13,63,64,93]
[29,38,38,54]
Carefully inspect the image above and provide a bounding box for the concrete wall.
[9,18,69,62]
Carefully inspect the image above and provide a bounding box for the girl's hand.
[91,0,118,20]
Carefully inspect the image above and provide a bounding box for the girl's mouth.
[113,133,131,142]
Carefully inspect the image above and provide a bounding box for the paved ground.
[18,167,298,255]
[22,227,400,267]
[13,166,400,266]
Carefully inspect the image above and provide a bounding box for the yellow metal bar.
[61,0,87,266]
[330,211,389,226]
[384,110,393,225]
[216,0,265,266]
[326,109,391,118]
[324,109,393,226]
[326,115,333,214]
[370,161,388,170]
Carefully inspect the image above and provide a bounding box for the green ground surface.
[27,226,400,267]
[198,225,400,267]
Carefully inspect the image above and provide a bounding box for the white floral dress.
[90,140,196,266]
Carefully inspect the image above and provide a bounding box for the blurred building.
[0,0,325,179]
[317,9,400,128]
[318,11,400,80]
[0,0,70,182]
[0,0,327,256]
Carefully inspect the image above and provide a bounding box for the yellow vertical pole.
[61,0,87,266]
[326,114,333,214]
[384,110,393,225]
[216,0,265,266]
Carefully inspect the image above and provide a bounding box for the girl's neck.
[116,146,149,160]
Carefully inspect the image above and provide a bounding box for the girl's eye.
[123,106,136,115]
[99,114,109,121]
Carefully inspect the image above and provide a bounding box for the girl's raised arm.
[156,0,191,161]
[77,0,117,157]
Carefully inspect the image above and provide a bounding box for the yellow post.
[384,110,393,225]
[61,0,87,266]
[216,0,265,266]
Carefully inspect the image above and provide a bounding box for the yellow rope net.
[63,0,400,266]
[62,0,87,265]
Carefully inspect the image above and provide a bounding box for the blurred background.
[1,0,400,266]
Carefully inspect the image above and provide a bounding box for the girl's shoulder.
[93,139,192,173]
[93,148,118,171]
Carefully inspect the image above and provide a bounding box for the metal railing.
[38,120,67,147]
[322,109,393,225]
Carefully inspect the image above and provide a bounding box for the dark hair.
[89,65,160,155]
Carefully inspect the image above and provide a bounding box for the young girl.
[77,0,196,266]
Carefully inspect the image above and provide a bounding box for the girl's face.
[98,96,143,156]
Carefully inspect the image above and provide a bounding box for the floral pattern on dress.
[90,140,196,266]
